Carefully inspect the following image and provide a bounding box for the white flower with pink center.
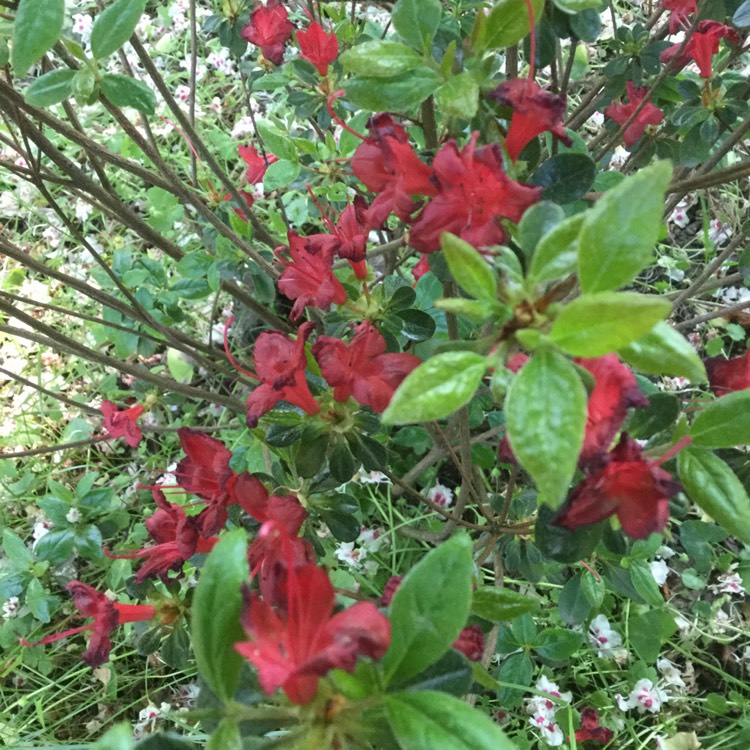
[427,482,454,509]
[588,614,627,661]
[624,678,669,714]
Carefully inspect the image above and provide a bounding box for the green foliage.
[91,0,147,60]
[11,0,65,76]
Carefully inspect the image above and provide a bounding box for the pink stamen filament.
[578,560,602,582]
[653,435,692,467]
[327,90,366,141]
[159,116,203,163]
[305,184,337,233]
[223,316,260,380]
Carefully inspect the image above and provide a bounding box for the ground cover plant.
[1,0,750,747]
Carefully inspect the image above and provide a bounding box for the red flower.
[175,428,234,504]
[489,78,572,162]
[660,20,740,79]
[235,524,391,705]
[604,82,664,147]
[240,0,295,66]
[100,401,144,448]
[296,21,338,76]
[575,707,614,745]
[453,624,485,661]
[661,0,697,34]
[351,113,437,227]
[409,133,542,254]
[277,231,347,321]
[705,349,750,395]
[238,143,278,184]
[312,322,421,413]
[553,435,682,540]
[576,355,648,468]
[246,322,321,427]
[21,582,156,667]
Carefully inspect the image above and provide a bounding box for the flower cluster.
[525,675,572,747]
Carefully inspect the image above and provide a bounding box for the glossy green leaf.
[435,72,479,120]
[382,352,487,424]
[517,201,565,259]
[339,40,422,78]
[619,321,707,383]
[3,529,33,570]
[534,504,603,562]
[435,297,510,323]
[191,529,249,702]
[263,159,301,190]
[558,573,592,624]
[11,0,65,76]
[529,153,595,204]
[345,67,442,112]
[630,560,665,607]
[24,69,76,107]
[690,391,750,447]
[101,74,156,115]
[93,724,133,750]
[441,232,497,301]
[385,691,516,750]
[554,0,603,11]
[534,628,583,661]
[505,349,587,507]
[549,293,671,357]
[678,447,750,544]
[392,0,442,51]
[472,586,540,621]
[528,213,584,285]
[481,0,546,50]
[578,161,671,292]
[91,0,147,60]
[383,534,473,686]
[629,609,677,663]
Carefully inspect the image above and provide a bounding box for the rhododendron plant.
[604,82,665,147]
[100,400,144,448]
[240,0,294,66]
[704,349,750,394]
[296,20,338,76]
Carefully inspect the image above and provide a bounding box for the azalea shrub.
[1,0,750,748]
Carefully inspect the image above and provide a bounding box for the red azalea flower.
[100,401,144,448]
[238,143,278,184]
[660,20,740,79]
[235,523,391,705]
[453,624,485,661]
[240,0,295,66]
[575,707,615,744]
[705,349,750,395]
[277,231,347,321]
[604,82,664,147]
[21,581,156,667]
[554,435,682,540]
[296,21,338,76]
[489,78,572,162]
[576,355,648,468]
[174,428,234,504]
[351,113,437,227]
[409,133,542,254]
[245,322,321,427]
[312,322,421,413]
[223,189,256,222]
[661,0,697,34]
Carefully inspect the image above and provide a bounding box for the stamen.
[305,184,337,233]
[224,316,260,380]
[327,90,366,140]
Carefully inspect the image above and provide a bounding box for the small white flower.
[657,658,686,690]
[674,614,694,637]
[588,615,627,661]
[708,219,732,246]
[529,712,565,746]
[526,675,571,719]
[174,84,191,103]
[356,468,390,484]
[74,199,93,222]
[334,542,364,570]
[669,199,691,228]
[650,558,670,586]
[65,507,82,524]
[32,519,52,545]
[2,596,20,619]
[711,571,746,596]
[609,146,629,170]
[624,678,668,714]
[427,482,454,509]
[357,527,386,553]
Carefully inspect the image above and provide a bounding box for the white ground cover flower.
[355,468,390,484]
[710,567,746,596]
[617,679,669,714]
[650,558,670,586]
[588,614,628,662]
[525,675,571,747]
[426,482,454,509]
[2,596,20,619]
[657,658,687,691]
[708,219,732,245]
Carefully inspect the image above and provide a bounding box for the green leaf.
[93,724,134,750]
[549,292,671,357]
[472,586,540,621]
[3,529,33,570]
[345,67,442,112]
[382,352,487,424]
[528,213,584,285]
[24,69,76,107]
[677,447,750,545]
[26,578,54,623]
[71,67,97,105]
[191,529,249,702]
[435,72,479,120]
[629,560,665,607]
[100,74,156,115]
[517,202,565,260]
[339,40,422,78]
[385,691,515,750]
[166,348,194,385]
[91,0,147,60]
[481,0,546,50]
[529,153,595,204]
[255,121,296,160]
[629,609,677,663]
[11,0,65,76]
[534,628,583,661]
[505,349,587,507]
[383,534,473,686]
[534,504,603,562]
[33,529,75,565]
[206,720,241,750]
[263,159,301,191]
[558,573,592,625]
[441,232,497,301]
[619,321,707,383]
[578,161,671,293]
[554,0,604,11]
[690,391,750,447]
[435,297,510,323]
[392,0,442,51]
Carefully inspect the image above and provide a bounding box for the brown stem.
[0,365,99,415]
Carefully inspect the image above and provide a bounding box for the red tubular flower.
[312,322,421,413]
[409,133,542,254]
[296,21,338,76]
[21,581,156,667]
[660,20,740,79]
[575,707,615,744]
[235,523,391,705]
[239,143,278,184]
[705,349,750,395]
[453,625,485,661]
[661,0,697,34]
[553,435,682,540]
[240,0,295,66]
[576,355,648,468]
[604,82,664,147]
[175,428,234,504]
[100,401,144,448]
[246,322,321,427]
[351,113,437,227]
[489,78,572,162]
[277,231,347,321]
